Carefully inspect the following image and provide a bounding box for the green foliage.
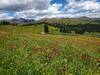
[0,21,10,25]
[44,24,49,33]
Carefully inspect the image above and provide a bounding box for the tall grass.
[0,25,100,75]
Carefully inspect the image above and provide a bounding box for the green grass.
[0,25,44,34]
[0,25,100,75]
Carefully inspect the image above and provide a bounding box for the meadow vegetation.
[0,23,100,75]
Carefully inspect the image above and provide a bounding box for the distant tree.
[66,25,71,33]
[0,20,10,25]
[60,27,63,32]
[63,27,67,33]
[74,27,85,34]
[44,24,49,33]
[60,26,64,33]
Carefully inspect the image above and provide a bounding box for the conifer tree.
[44,24,49,33]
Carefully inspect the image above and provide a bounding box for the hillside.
[39,18,100,25]
[0,25,100,75]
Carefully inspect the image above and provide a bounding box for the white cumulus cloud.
[0,0,100,20]
[14,3,63,20]
[65,0,100,18]
[0,0,50,11]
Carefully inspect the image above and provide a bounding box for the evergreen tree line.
[0,20,10,25]
[46,23,100,34]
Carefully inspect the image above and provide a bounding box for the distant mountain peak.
[11,18,35,24]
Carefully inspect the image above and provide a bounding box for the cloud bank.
[0,0,100,20]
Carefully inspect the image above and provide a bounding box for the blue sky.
[51,0,67,5]
[0,0,100,20]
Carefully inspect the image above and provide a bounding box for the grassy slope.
[0,25,100,75]
[40,18,100,25]
[0,25,44,34]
